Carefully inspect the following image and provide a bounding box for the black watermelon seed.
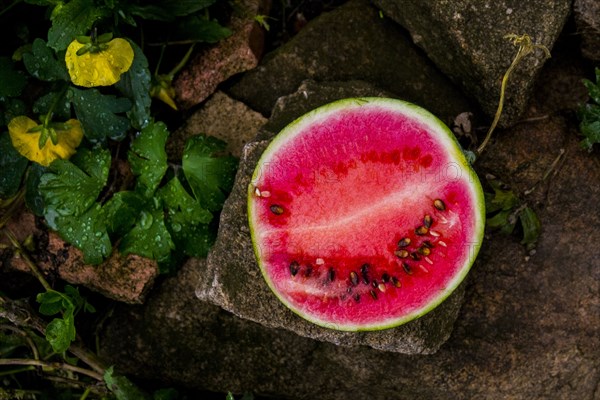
[361,263,370,284]
[289,261,300,276]
[398,237,411,247]
[370,290,378,300]
[423,240,434,248]
[350,271,359,286]
[327,267,335,282]
[371,280,378,288]
[391,276,401,288]
[423,214,433,228]
[410,252,421,261]
[402,262,413,275]
[434,199,446,211]
[381,273,390,283]
[353,293,361,302]
[270,204,284,215]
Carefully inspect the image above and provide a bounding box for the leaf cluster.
[578,67,600,151]
[38,122,237,267]
[36,285,96,353]
[484,177,541,250]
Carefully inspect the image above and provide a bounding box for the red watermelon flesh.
[248,98,485,331]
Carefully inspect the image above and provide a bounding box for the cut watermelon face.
[248,98,485,331]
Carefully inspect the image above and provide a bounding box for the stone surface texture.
[228,0,474,125]
[373,0,571,126]
[574,0,600,61]
[197,80,467,355]
[1,211,158,304]
[166,91,267,160]
[174,0,269,109]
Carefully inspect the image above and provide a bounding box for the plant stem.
[3,228,52,291]
[0,0,22,18]
[476,34,550,156]
[0,358,104,381]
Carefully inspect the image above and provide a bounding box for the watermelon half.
[248,98,485,331]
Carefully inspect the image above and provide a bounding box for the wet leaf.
[47,0,108,51]
[119,203,174,262]
[115,40,151,130]
[70,87,131,142]
[157,177,213,257]
[0,57,27,97]
[25,163,48,216]
[51,203,112,264]
[39,148,110,220]
[22,38,69,81]
[103,191,146,237]
[33,90,72,120]
[182,134,237,211]
[0,133,28,198]
[45,316,72,353]
[128,121,169,196]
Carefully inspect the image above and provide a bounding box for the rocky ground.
[4,0,600,398]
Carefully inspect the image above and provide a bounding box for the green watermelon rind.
[248,97,485,331]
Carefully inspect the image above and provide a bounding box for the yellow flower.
[150,75,178,110]
[8,116,83,167]
[65,38,134,87]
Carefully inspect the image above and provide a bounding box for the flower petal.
[8,116,84,167]
[65,38,134,87]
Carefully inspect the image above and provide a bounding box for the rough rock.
[574,0,600,61]
[228,0,474,125]
[196,80,467,354]
[373,0,571,126]
[174,0,270,109]
[1,211,158,304]
[166,91,267,160]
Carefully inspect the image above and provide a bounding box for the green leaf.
[45,317,72,353]
[47,0,109,51]
[22,38,69,81]
[39,148,110,220]
[152,388,179,400]
[104,366,150,400]
[115,41,152,130]
[0,133,28,198]
[119,203,174,262]
[182,135,237,211]
[128,121,169,196]
[0,57,27,98]
[103,191,146,237]
[33,90,72,121]
[128,0,216,21]
[37,290,66,316]
[157,177,213,257]
[54,204,112,264]
[0,97,27,127]
[173,16,232,43]
[579,68,600,151]
[25,163,48,216]
[519,207,541,250]
[70,87,131,142]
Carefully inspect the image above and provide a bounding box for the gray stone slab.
[228,0,474,125]
[373,0,571,126]
[574,0,600,61]
[197,80,467,355]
